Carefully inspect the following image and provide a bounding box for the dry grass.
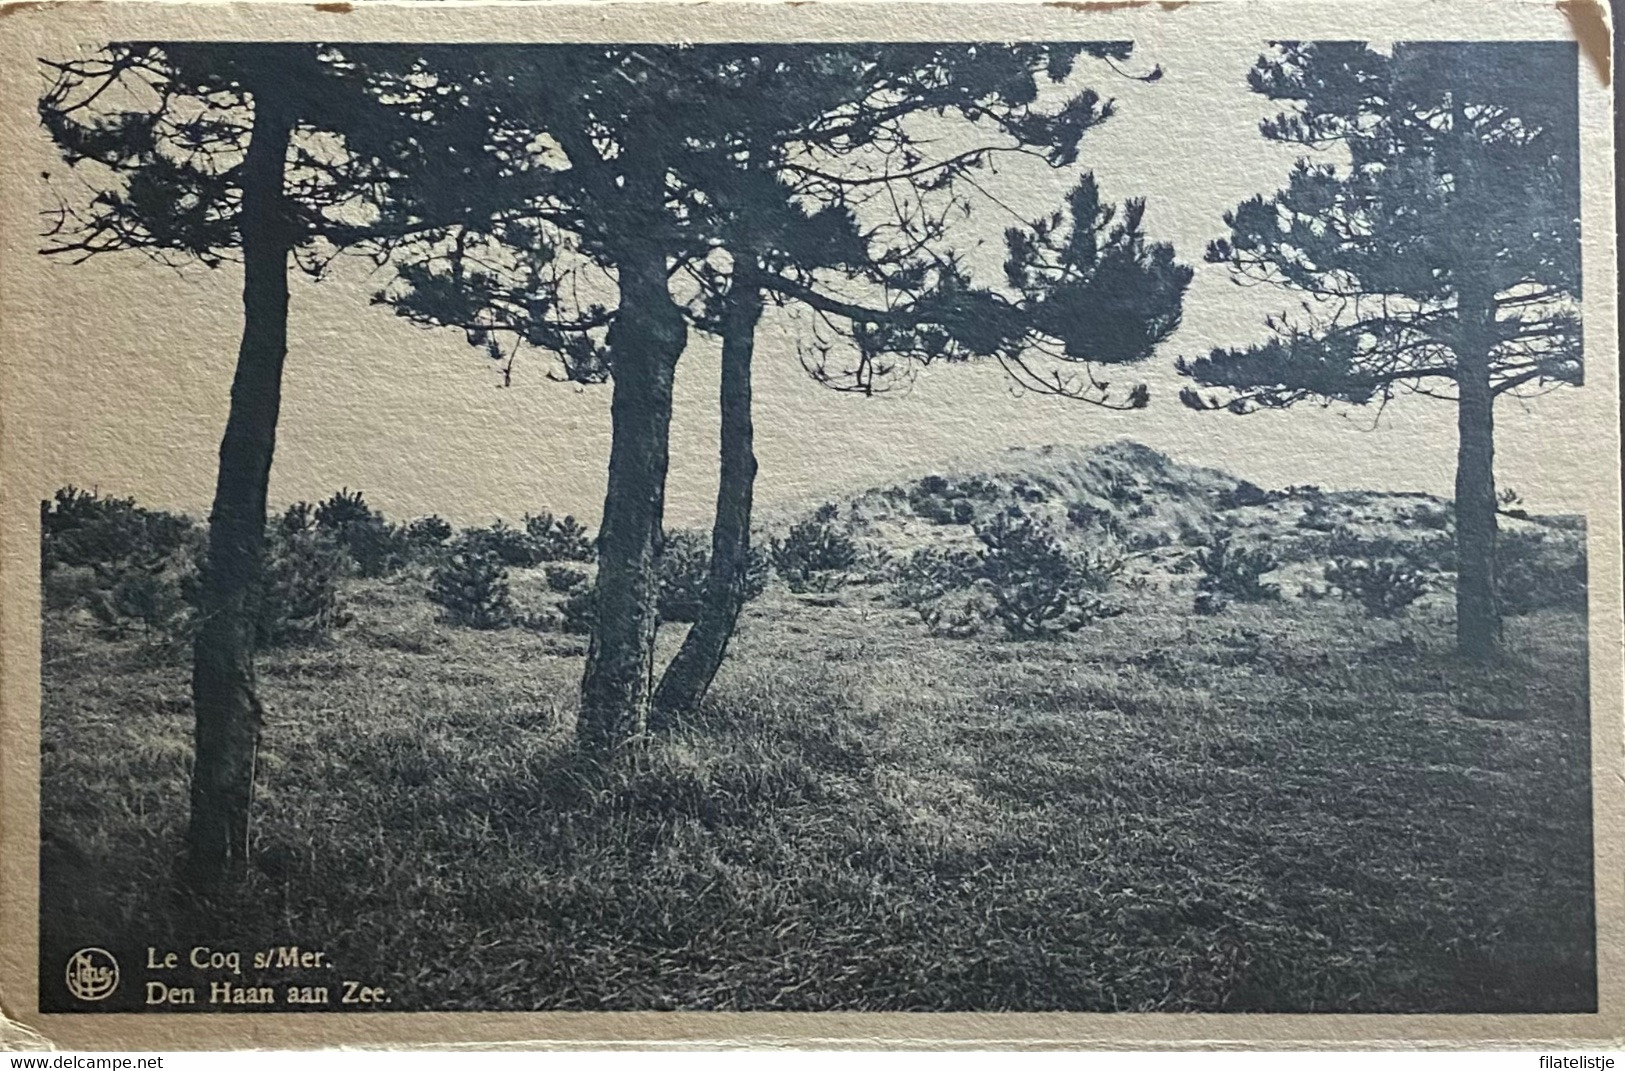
[39,567,1593,1013]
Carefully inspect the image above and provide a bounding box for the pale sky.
[17,35,1601,528]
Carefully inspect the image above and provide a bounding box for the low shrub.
[87,561,191,642]
[461,521,540,568]
[404,515,454,553]
[1066,502,1106,530]
[1103,472,1142,507]
[959,476,1001,501]
[1320,527,1454,573]
[278,501,316,536]
[915,590,994,638]
[1297,500,1340,532]
[1497,529,1587,616]
[450,513,595,570]
[908,475,1002,526]
[1192,534,1278,613]
[430,547,513,629]
[1128,530,1172,552]
[772,505,858,594]
[889,513,1127,639]
[1066,502,1131,542]
[1408,503,1453,531]
[39,488,355,650]
[348,520,411,578]
[1011,478,1050,504]
[525,511,595,563]
[656,530,768,623]
[891,545,982,611]
[559,584,596,635]
[975,509,1123,638]
[40,488,203,655]
[1323,558,1432,618]
[657,530,714,623]
[314,488,376,532]
[1216,480,1274,511]
[545,565,590,594]
[313,489,409,577]
[258,526,352,646]
[41,486,192,572]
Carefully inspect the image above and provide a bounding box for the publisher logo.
[64,947,119,1002]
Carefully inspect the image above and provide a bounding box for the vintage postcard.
[0,0,1618,1050]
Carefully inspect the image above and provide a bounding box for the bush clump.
[258,520,352,646]
[889,512,1127,640]
[975,509,1123,638]
[430,546,513,629]
[403,515,454,553]
[771,505,858,594]
[559,584,596,635]
[545,564,590,594]
[658,530,715,622]
[87,560,193,643]
[1216,480,1275,511]
[1323,558,1431,618]
[454,512,594,568]
[525,512,595,563]
[42,488,202,653]
[1324,526,1454,573]
[1296,499,1340,532]
[1102,472,1143,507]
[906,475,1002,526]
[459,521,539,568]
[656,529,768,623]
[1497,528,1587,616]
[312,489,410,577]
[891,546,982,611]
[890,546,990,638]
[1192,534,1279,615]
[41,486,192,573]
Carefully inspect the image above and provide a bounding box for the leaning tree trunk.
[1454,289,1500,662]
[184,88,295,887]
[650,282,764,730]
[577,240,687,757]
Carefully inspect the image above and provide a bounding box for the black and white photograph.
[1,0,1617,1044]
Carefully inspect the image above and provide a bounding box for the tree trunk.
[1454,292,1500,662]
[650,282,764,730]
[576,242,687,757]
[184,88,294,887]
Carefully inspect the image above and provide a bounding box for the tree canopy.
[1179,41,1580,414]
[374,44,1190,405]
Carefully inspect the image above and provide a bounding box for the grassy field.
[40,562,1594,1012]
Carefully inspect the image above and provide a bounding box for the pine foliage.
[258,522,352,646]
[974,509,1124,638]
[1323,558,1432,619]
[430,547,513,629]
[1193,534,1279,614]
[656,529,768,623]
[771,505,858,594]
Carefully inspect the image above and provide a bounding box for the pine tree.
[379,45,1191,745]
[38,43,496,884]
[1179,42,1581,661]
[430,549,513,630]
[975,510,1122,638]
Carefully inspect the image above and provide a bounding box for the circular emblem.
[65,947,119,1002]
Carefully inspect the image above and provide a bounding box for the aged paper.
[0,0,1619,1049]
